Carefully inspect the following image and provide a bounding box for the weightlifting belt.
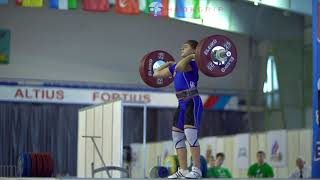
[176,88,199,100]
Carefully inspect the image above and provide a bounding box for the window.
[263,56,279,93]
[263,56,280,109]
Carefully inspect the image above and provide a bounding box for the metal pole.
[143,105,147,178]
[120,104,124,168]
[91,137,106,166]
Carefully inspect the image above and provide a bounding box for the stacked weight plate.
[17,152,54,177]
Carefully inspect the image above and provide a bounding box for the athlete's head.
[180,40,198,58]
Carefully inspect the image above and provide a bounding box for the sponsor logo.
[190,81,195,88]
[221,56,235,72]
[149,2,163,16]
[238,147,248,158]
[315,141,320,161]
[148,58,153,76]
[204,39,218,56]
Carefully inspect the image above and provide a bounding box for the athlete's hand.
[167,61,176,65]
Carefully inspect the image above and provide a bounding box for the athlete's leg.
[168,104,189,178]
[184,96,204,178]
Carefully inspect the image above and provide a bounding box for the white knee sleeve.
[172,130,186,149]
[185,128,199,147]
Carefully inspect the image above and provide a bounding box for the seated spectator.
[289,157,311,178]
[208,155,215,168]
[207,153,232,178]
[247,151,274,178]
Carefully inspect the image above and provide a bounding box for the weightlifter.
[153,40,203,179]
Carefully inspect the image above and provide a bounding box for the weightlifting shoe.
[168,168,189,179]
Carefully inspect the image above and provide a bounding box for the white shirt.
[289,166,311,179]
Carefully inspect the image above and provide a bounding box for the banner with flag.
[16,0,43,7]
[234,134,249,169]
[115,0,140,14]
[203,95,238,110]
[175,0,200,19]
[267,130,287,168]
[312,0,320,178]
[50,0,77,10]
[0,0,8,5]
[83,0,110,12]
[0,29,10,64]
[144,0,169,17]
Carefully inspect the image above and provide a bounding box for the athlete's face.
[180,43,195,58]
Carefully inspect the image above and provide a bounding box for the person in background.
[289,157,311,178]
[247,151,274,178]
[207,153,232,178]
[208,155,215,168]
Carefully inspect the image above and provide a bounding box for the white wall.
[0,3,250,92]
[78,100,123,178]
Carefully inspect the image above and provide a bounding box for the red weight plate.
[36,153,42,177]
[31,153,37,177]
[139,50,175,88]
[39,154,44,177]
[43,153,49,177]
[48,153,54,177]
[196,35,237,77]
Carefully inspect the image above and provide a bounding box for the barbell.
[139,35,237,88]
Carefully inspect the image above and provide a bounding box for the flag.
[144,0,169,17]
[0,0,8,5]
[16,0,22,5]
[115,0,140,15]
[83,0,110,12]
[16,0,43,7]
[175,0,200,19]
[50,0,77,10]
[0,30,10,64]
[271,141,279,155]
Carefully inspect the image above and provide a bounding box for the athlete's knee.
[184,127,199,147]
[172,128,186,149]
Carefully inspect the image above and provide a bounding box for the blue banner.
[312,0,320,178]
[49,0,59,9]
